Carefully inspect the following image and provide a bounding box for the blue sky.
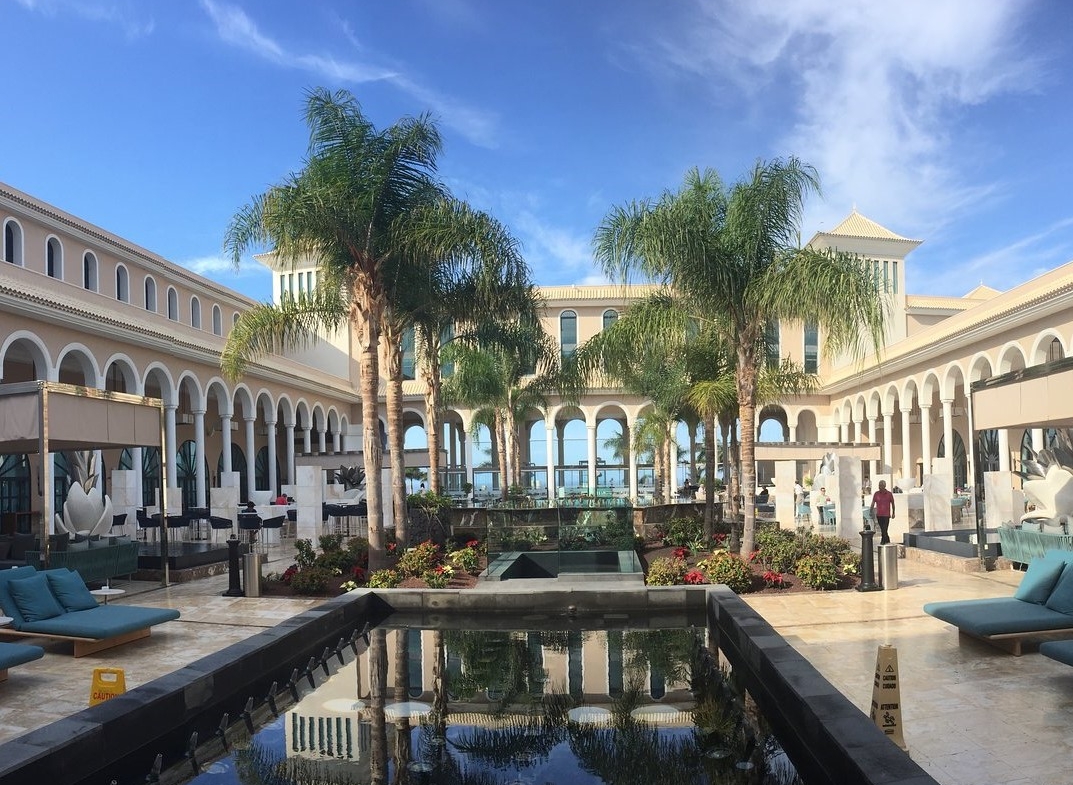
[4,0,1073,302]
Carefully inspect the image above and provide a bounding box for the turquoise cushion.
[45,569,99,612]
[8,573,65,622]
[1015,558,1067,604]
[1045,566,1073,614]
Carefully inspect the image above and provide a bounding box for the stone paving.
[0,548,1068,785]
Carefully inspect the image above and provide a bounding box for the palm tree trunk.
[494,409,509,501]
[357,303,386,571]
[737,350,759,556]
[421,332,444,495]
[393,629,412,775]
[381,325,409,548]
[703,411,716,541]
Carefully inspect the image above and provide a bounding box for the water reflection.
[215,628,800,785]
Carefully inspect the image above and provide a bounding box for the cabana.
[0,381,171,584]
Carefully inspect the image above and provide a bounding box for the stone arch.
[996,342,1028,374]
[55,343,101,387]
[102,354,140,394]
[0,332,52,383]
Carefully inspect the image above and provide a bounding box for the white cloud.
[641,0,1040,238]
[15,0,154,39]
[183,254,250,277]
[513,210,595,283]
[199,0,499,148]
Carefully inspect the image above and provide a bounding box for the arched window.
[560,310,577,359]
[212,305,223,336]
[82,251,98,291]
[3,220,23,265]
[1048,337,1064,363]
[115,265,130,302]
[167,287,179,321]
[144,277,157,311]
[46,237,62,278]
[602,309,618,330]
[190,296,202,329]
[233,312,240,327]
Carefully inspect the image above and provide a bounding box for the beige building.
[0,182,1065,539]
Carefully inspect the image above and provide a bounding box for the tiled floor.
[0,549,1068,785]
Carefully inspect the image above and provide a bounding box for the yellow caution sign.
[869,645,906,750]
[89,667,126,706]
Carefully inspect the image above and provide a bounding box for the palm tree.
[595,160,886,554]
[221,89,522,568]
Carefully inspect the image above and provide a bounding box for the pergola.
[0,380,169,582]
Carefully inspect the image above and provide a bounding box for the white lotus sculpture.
[55,483,114,538]
[1017,432,1073,523]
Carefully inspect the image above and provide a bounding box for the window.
[306,271,313,292]
[1049,337,1065,363]
[602,309,618,330]
[115,265,130,302]
[190,296,202,329]
[167,287,178,321]
[82,252,98,291]
[278,274,285,301]
[560,310,577,358]
[883,260,890,292]
[765,320,780,368]
[3,220,23,265]
[212,304,223,336]
[233,312,240,327]
[804,322,819,374]
[402,326,416,380]
[46,237,62,278]
[892,261,898,294]
[144,277,157,311]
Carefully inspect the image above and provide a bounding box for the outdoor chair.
[136,510,160,542]
[261,515,286,546]
[209,516,234,543]
[111,513,128,535]
[166,513,189,542]
[237,512,263,552]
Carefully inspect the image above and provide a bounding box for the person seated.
[757,486,770,503]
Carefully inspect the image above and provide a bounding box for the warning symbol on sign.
[869,645,906,751]
[89,667,126,706]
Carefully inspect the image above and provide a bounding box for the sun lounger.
[924,551,1073,655]
[0,566,180,657]
[0,641,44,681]
[1039,639,1073,666]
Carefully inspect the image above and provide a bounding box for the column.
[840,421,849,443]
[628,419,639,502]
[221,414,233,474]
[919,405,932,477]
[788,423,797,442]
[164,404,178,490]
[587,423,598,495]
[193,409,207,508]
[900,408,912,480]
[285,423,296,485]
[882,412,893,474]
[941,399,955,466]
[318,427,327,455]
[266,420,278,494]
[867,415,878,479]
[462,427,474,490]
[333,430,341,454]
[545,421,556,501]
[854,418,865,443]
[302,426,312,455]
[244,416,256,498]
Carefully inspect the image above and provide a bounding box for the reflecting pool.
[181,625,801,785]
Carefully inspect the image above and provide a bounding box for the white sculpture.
[1017,433,1073,523]
[54,451,114,538]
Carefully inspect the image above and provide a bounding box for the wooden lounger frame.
[957,628,1073,657]
[0,626,151,657]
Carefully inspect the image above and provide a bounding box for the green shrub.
[396,541,440,577]
[697,553,754,594]
[795,555,840,589]
[423,564,454,588]
[290,566,333,595]
[663,517,704,547]
[840,551,862,576]
[803,533,852,561]
[646,557,687,586]
[447,546,481,575]
[346,537,370,567]
[294,539,317,570]
[754,527,802,573]
[367,569,402,589]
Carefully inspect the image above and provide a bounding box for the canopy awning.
[0,380,163,454]
[972,357,1073,431]
[753,442,882,461]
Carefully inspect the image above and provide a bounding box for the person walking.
[869,480,896,545]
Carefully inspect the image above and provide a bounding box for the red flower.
[748,550,760,562]
[673,546,691,560]
[281,565,298,585]
[466,539,480,549]
[683,570,707,585]
[352,566,365,581]
[387,542,397,553]
[714,533,727,544]
[762,570,785,588]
